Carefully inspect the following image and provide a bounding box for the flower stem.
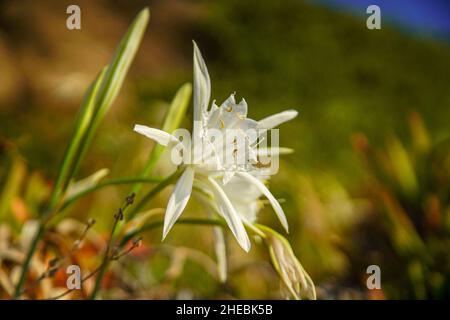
[89,194,134,299]
[13,176,161,298]
[89,171,183,299]
[60,176,163,211]
[120,217,226,246]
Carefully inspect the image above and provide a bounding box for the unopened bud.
[132,236,143,247]
[47,267,59,277]
[114,208,124,221]
[48,258,60,268]
[126,193,135,205]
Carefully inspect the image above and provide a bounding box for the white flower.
[134,41,297,252]
[221,174,263,223]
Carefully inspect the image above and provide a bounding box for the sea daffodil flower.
[134,42,297,251]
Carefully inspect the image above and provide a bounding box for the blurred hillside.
[0,0,449,180]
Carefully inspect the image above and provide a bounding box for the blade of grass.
[47,68,107,211]
[71,8,150,178]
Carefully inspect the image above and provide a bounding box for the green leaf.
[63,168,110,201]
[161,83,193,134]
[47,68,107,210]
[132,82,192,193]
[71,8,150,179]
[123,208,165,237]
[60,176,163,212]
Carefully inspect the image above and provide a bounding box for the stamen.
[252,155,272,168]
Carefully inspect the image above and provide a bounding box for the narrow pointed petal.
[162,167,195,239]
[193,41,211,125]
[207,177,251,252]
[236,172,289,233]
[258,110,298,130]
[134,125,179,146]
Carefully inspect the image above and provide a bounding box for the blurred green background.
[0,0,449,299]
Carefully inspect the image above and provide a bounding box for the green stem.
[60,177,163,211]
[89,217,264,299]
[89,199,130,300]
[89,224,118,299]
[120,217,226,246]
[89,170,183,299]
[14,177,163,298]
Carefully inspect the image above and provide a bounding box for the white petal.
[205,101,221,129]
[224,93,236,105]
[213,226,227,282]
[220,94,249,129]
[162,167,195,239]
[237,98,248,117]
[222,175,262,202]
[258,110,298,130]
[134,125,179,146]
[193,41,211,127]
[222,171,235,185]
[236,172,289,233]
[207,177,251,252]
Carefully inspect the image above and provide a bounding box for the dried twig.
[18,218,97,297]
[49,237,141,300]
[89,193,135,299]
